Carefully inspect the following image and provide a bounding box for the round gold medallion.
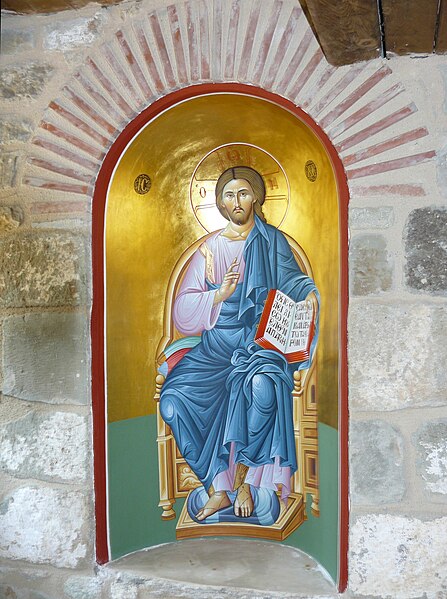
[134,173,152,194]
[305,160,318,182]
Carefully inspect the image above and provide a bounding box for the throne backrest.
[155,230,313,365]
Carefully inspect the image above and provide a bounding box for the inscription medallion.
[305,161,318,182]
[134,174,152,194]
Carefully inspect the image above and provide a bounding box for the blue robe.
[160,217,319,492]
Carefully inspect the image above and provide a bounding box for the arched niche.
[92,84,348,590]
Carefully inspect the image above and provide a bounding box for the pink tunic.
[174,232,246,335]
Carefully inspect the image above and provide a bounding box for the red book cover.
[255,289,315,364]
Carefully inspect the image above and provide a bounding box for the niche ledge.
[103,538,339,598]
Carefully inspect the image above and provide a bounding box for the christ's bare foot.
[234,483,254,518]
[196,491,231,521]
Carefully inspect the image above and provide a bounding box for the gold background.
[106,94,340,426]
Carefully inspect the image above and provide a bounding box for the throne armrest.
[154,374,165,402]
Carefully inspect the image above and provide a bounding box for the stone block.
[349,207,394,230]
[0,486,90,568]
[405,207,447,294]
[0,64,54,100]
[0,153,19,188]
[349,303,447,410]
[109,581,138,599]
[0,120,34,145]
[0,586,55,599]
[350,234,393,295]
[350,514,447,598]
[440,64,447,114]
[413,419,447,500]
[64,575,103,599]
[0,563,50,581]
[0,29,35,54]
[2,313,89,405]
[30,593,54,599]
[437,142,447,198]
[44,15,103,52]
[0,206,24,233]
[0,232,87,308]
[32,218,88,230]
[0,411,89,483]
[350,420,405,505]
[0,565,57,599]
[0,584,17,598]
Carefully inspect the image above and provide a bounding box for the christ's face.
[221,179,256,225]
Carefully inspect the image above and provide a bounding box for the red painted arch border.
[91,83,349,591]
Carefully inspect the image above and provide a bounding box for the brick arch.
[24,0,434,202]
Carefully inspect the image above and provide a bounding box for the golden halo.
[190,143,290,232]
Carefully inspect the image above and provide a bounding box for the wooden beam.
[435,0,447,53]
[382,0,439,54]
[299,0,381,66]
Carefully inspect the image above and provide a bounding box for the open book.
[255,289,315,364]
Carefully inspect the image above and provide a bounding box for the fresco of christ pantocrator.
[159,166,319,524]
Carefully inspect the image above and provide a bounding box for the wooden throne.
[153,232,319,541]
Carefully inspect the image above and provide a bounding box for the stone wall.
[0,1,446,597]
[347,59,447,599]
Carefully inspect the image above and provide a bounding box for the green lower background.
[108,416,339,581]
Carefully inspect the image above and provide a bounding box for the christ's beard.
[229,208,252,225]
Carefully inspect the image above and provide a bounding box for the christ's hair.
[215,166,267,223]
